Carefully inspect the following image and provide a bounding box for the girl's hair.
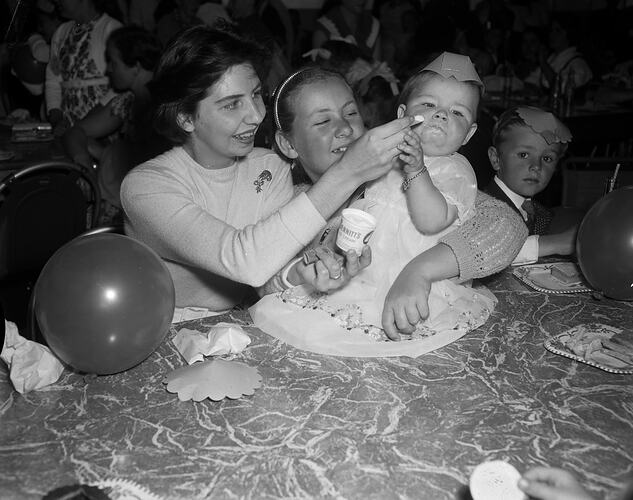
[397,69,483,114]
[149,25,270,144]
[107,26,162,72]
[271,66,350,184]
[272,66,349,134]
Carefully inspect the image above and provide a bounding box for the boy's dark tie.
[522,199,536,232]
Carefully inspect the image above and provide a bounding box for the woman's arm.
[382,191,528,337]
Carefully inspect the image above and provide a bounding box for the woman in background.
[63,26,164,225]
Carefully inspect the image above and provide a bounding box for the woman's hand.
[382,267,431,341]
[518,467,594,500]
[291,245,371,292]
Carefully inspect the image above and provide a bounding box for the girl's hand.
[518,467,594,500]
[295,245,371,292]
[382,269,431,341]
[397,129,425,173]
[334,116,417,185]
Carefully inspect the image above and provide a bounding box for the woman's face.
[106,43,136,91]
[282,77,365,182]
[183,63,265,169]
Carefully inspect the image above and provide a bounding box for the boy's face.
[398,74,479,157]
[488,124,565,198]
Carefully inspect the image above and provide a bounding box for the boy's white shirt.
[493,176,539,265]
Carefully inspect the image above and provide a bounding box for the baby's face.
[399,74,479,157]
[489,125,565,198]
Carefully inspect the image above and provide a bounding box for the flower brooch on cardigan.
[254,170,272,193]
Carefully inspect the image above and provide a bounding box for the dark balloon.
[576,186,633,301]
[34,234,175,374]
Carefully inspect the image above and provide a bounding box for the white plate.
[470,460,526,500]
[513,262,592,294]
[545,324,633,374]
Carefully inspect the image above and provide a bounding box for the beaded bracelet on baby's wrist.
[401,165,428,191]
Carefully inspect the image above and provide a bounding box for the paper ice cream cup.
[336,208,376,255]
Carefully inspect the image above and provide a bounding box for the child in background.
[484,106,577,264]
[254,53,497,356]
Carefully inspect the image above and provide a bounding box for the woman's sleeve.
[121,162,327,288]
[438,191,528,281]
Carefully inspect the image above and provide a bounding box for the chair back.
[0,161,100,331]
[561,157,633,211]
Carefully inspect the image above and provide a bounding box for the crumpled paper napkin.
[1,320,64,393]
[172,322,251,364]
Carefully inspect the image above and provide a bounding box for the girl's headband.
[273,69,307,131]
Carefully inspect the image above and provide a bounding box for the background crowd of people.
[2,0,632,205]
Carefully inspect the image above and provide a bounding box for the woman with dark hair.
[45,0,123,134]
[63,25,164,224]
[120,25,415,315]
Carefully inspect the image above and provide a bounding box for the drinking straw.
[609,163,621,192]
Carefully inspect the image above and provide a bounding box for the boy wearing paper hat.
[485,106,576,265]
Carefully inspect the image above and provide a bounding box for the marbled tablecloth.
[1,271,632,499]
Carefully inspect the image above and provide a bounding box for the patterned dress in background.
[46,14,121,125]
[58,21,110,124]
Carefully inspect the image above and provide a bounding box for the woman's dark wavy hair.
[149,25,270,145]
[107,26,162,72]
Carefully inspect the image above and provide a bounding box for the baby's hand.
[518,467,594,500]
[382,268,431,341]
[398,129,425,173]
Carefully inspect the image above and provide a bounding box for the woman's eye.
[346,110,359,117]
[518,152,529,159]
[224,100,240,110]
[543,155,555,163]
[315,119,330,126]
[422,102,435,108]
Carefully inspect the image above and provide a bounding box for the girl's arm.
[399,131,457,234]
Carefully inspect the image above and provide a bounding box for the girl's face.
[399,74,478,157]
[106,43,136,91]
[488,124,564,198]
[181,63,265,169]
[279,77,364,182]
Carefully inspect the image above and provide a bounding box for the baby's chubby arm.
[398,124,457,234]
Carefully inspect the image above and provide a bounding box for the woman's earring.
[291,161,296,170]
